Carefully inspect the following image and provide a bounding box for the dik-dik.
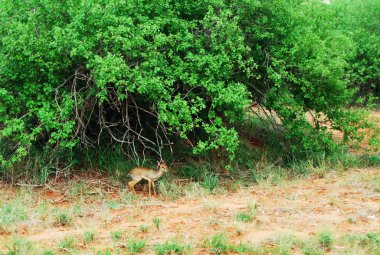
[128,161,169,197]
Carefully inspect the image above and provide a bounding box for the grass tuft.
[155,240,189,255]
[57,236,76,250]
[153,216,162,230]
[3,237,39,255]
[110,230,123,242]
[54,212,72,226]
[236,201,258,223]
[126,238,146,254]
[204,234,229,254]
[318,232,333,249]
[138,224,149,233]
[83,230,96,244]
[235,212,253,223]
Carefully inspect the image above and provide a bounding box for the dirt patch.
[0,168,379,253]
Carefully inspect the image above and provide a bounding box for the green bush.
[332,0,380,105]
[0,0,378,177]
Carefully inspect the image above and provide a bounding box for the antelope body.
[128,161,169,196]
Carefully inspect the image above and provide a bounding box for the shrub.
[0,0,377,177]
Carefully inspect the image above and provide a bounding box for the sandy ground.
[0,168,379,254]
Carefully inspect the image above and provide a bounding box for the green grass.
[110,230,123,242]
[138,224,149,233]
[67,180,88,197]
[0,190,33,228]
[120,191,137,204]
[54,212,71,226]
[230,241,255,254]
[203,234,255,255]
[2,237,40,255]
[233,222,246,236]
[303,246,325,255]
[236,201,258,223]
[347,217,357,224]
[0,201,28,227]
[126,238,146,254]
[71,203,83,216]
[236,212,253,223]
[370,176,380,192]
[204,234,229,254]
[57,236,76,250]
[153,216,162,230]
[339,232,380,254]
[269,233,298,255]
[201,173,219,193]
[95,249,113,255]
[175,160,212,181]
[103,199,120,210]
[41,251,55,255]
[318,232,333,249]
[83,230,96,244]
[155,240,189,255]
[158,179,211,200]
[86,147,135,178]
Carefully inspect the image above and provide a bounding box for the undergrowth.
[0,114,379,192]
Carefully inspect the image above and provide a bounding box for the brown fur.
[128,161,169,196]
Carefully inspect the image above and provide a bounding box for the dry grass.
[0,168,379,254]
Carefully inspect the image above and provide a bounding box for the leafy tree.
[332,0,380,105]
[234,0,363,158]
[0,0,377,177]
[0,0,251,171]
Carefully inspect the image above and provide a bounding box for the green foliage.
[237,0,373,158]
[0,0,378,177]
[332,0,380,104]
[0,0,250,170]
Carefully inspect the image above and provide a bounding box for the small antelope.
[128,161,169,196]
